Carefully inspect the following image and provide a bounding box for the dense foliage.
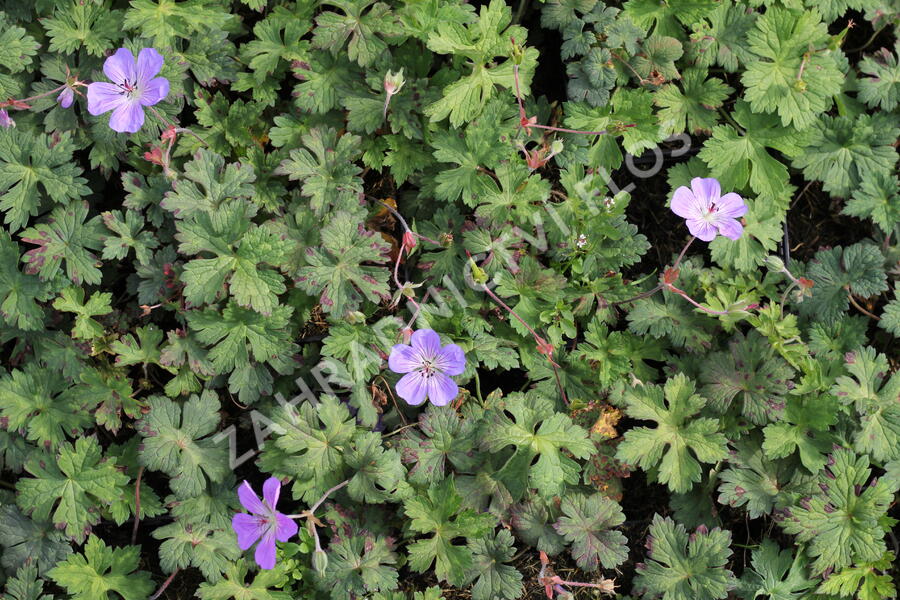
[0,0,898,599]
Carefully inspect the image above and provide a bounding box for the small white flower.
[576,234,587,248]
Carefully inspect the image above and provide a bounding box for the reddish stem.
[374,198,441,246]
[0,84,68,109]
[671,236,695,270]
[512,64,631,137]
[665,283,730,315]
[480,282,555,364]
[467,251,568,404]
[150,569,179,600]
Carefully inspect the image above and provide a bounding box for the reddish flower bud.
[663,267,680,286]
[402,230,416,252]
[144,146,165,167]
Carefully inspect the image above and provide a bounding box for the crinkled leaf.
[0,363,93,450]
[481,391,595,499]
[832,347,900,462]
[700,331,794,425]
[633,515,735,600]
[275,127,363,216]
[319,534,399,600]
[742,8,843,129]
[20,201,103,285]
[800,243,888,325]
[136,391,228,497]
[466,529,523,600]
[736,540,813,600]
[655,67,732,135]
[779,449,893,573]
[195,560,292,600]
[553,493,628,571]
[153,519,240,582]
[0,505,72,576]
[858,42,900,111]
[17,438,128,542]
[791,114,898,198]
[0,130,90,232]
[295,211,390,316]
[52,286,111,340]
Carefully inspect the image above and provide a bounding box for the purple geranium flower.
[58,87,74,109]
[388,329,466,406]
[232,477,298,570]
[670,177,748,242]
[87,48,169,133]
[0,110,13,129]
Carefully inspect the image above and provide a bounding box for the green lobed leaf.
[553,493,628,571]
[615,374,729,493]
[17,438,129,543]
[48,536,154,600]
[136,391,228,498]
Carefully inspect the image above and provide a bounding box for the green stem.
[473,369,484,405]
[513,0,528,24]
[833,93,847,118]
[847,25,886,54]
[718,107,743,132]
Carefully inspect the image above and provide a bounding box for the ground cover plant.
[0,0,898,598]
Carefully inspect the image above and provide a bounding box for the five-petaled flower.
[87,48,169,133]
[670,177,747,242]
[388,328,465,406]
[232,477,298,570]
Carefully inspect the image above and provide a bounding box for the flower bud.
[402,230,416,252]
[764,255,785,272]
[383,69,405,96]
[549,139,564,155]
[312,549,328,575]
[57,87,75,109]
[468,258,489,285]
[510,37,525,65]
[345,311,366,324]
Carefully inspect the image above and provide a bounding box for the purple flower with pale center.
[87,48,169,134]
[0,110,13,129]
[58,87,74,109]
[232,477,298,570]
[670,177,748,242]
[388,329,466,406]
